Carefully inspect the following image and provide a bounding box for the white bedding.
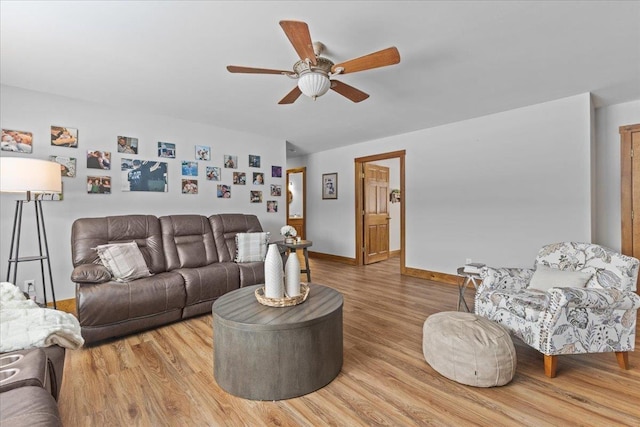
[0,282,84,352]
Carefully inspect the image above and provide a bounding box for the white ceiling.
[2,1,639,157]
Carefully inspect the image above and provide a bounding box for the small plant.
[280,225,297,237]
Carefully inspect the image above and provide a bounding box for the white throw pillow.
[94,241,152,282]
[235,232,269,263]
[528,265,592,292]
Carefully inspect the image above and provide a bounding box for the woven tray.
[255,283,310,307]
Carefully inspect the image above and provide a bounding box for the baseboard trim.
[308,251,357,265]
[389,250,401,257]
[47,298,76,316]
[403,267,458,286]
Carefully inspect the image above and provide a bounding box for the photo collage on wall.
[2,123,284,207]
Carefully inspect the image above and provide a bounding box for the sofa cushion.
[95,242,152,282]
[76,271,186,328]
[235,232,269,263]
[528,265,592,292]
[70,264,112,283]
[210,214,263,262]
[0,386,62,427]
[175,262,240,312]
[71,215,166,274]
[160,215,218,270]
[237,262,266,287]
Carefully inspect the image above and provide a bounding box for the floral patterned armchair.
[475,242,640,377]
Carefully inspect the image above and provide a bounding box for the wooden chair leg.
[615,352,629,370]
[544,354,557,378]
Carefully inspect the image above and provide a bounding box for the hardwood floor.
[59,257,640,426]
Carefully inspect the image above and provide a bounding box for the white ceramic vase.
[285,253,301,297]
[264,243,284,298]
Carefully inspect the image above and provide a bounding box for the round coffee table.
[212,283,343,400]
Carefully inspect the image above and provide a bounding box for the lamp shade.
[0,157,62,193]
[297,72,331,99]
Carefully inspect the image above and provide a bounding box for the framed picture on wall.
[86,150,111,170]
[195,145,210,161]
[117,136,138,154]
[51,126,78,148]
[249,154,260,167]
[181,179,198,194]
[121,159,168,192]
[322,172,338,200]
[206,166,221,181]
[158,142,176,158]
[181,161,198,176]
[49,155,76,177]
[2,129,33,153]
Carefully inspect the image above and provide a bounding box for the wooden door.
[364,163,390,264]
[621,124,640,275]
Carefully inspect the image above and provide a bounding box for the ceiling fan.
[227,20,401,104]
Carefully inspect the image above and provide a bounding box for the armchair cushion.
[547,287,640,311]
[481,289,548,322]
[528,266,592,292]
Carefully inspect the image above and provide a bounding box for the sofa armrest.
[71,264,112,284]
[546,287,640,311]
[478,267,534,293]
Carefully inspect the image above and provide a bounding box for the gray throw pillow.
[94,241,152,282]
[235,232,269,263]
[529,265,592,292]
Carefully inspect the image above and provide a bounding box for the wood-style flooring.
[59,257,640,426]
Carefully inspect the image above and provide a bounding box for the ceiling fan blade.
[278,86,302,104]
[331,47,400,74]
[227,65,292,75]
[330,80,370,103]
[279,20,317,65]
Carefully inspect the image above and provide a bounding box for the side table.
[276,239,312,282]
[456,267,481,312]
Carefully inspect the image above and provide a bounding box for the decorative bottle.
[264,244,284,298]
[285,253,301,297]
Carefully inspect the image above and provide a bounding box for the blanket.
[0,282,84,352]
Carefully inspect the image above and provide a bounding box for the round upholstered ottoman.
[422,311,516,387]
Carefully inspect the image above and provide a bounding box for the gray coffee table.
[212,283,343,400]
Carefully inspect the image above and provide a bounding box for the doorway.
[354,150,406,271]
[621,124,640,283]
[286,167,306,239]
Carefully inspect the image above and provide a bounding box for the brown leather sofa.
[71,213,267,344]
[0,346,66,427]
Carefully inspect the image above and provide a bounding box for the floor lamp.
[1,157,62,309]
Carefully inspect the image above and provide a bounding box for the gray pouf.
[422,311,516,387]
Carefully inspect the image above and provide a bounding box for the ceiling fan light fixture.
[297,72,331,100]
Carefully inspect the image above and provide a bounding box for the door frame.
[620,123,640,256]
[354,150,406,271]
[286,167,307,238]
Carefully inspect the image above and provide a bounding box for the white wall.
[594,100,640,250]
[301,93,593,274]
[0,85,286,301]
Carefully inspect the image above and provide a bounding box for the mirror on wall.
[286,167,306,239]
